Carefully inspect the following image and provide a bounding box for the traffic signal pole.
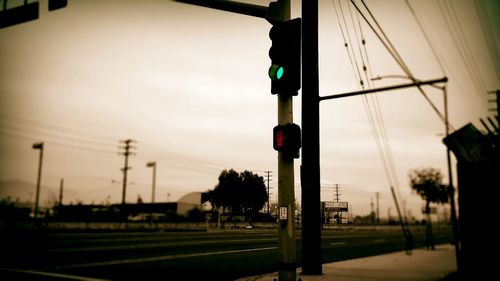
[301,0,322,275]
[277,93,297,281]
[174,1,297,280]
[269,2,298,280]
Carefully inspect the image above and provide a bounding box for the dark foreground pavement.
[235,244,456,281]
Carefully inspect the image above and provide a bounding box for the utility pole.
[370,197,375,224]
[58,178,64,209]
[333,184,340,202]
[265,170,273,217]
[32,142,44,220]
[332,184,341,223]
[119,139,136,206]
[147,161,157,203]
[376,192,380,224]
[301,0,322,275]
[444,86,461,272]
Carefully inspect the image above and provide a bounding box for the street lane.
[0,225,452,280]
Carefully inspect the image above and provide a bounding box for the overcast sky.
[1,0,498,219]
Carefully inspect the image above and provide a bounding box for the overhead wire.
[347,0,370,89]
[0,113,117,146]
[355,0,411,218]
[350,1,401,195]
[0,114,271,189]
[407,1,485,119]
[354,2,399,194]
[333,0,439,226]
[351,0,450,130]
[405,0,446,75]
[349,0,399,192]
[0,120,117,154]
[331,0,397,193]
[333,0,364,88]
[437,0,489,111]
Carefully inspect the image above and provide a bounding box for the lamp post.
[372,74,461,269]
[146,161,157,204]
[443,86,462,272]
[32,142,44,220]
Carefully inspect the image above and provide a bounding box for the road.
[0,225,452,280]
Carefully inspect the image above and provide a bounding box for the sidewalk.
[236,244,456,281]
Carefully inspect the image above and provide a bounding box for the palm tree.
[409,167,449,250]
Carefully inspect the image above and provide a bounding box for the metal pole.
[266,170,271,217]
[33,142,44,220]
[301,0,322,275]
[122,150,129,205]
[376,191,380,224]
[149,162,157,203]
[444,86,462,272]
[59,178,64,209]
[275,3,296,281]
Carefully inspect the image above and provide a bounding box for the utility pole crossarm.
[319,77,448,101]
[174,0,268,18]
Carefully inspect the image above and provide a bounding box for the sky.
[1,0,498,220]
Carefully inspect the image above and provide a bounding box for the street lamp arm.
[173,0,268,19]
[319,77,448,101]
[372,74,445,91]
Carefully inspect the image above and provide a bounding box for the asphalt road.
[0,225,452,280]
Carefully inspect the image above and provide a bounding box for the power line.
[437,0,489,110]
[351,0,449,128]
[405,0,446,75]
[332,0,363,88]
[332,0,416,230]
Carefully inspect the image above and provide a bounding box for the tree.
[209,169,268,226]
[408,167,449,250]
[187,207,204,223]
[240,170,268,225]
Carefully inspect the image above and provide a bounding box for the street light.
[146,161,157,203]
[32,142,44,220]
[373,74,461,269]
[371,74,412,82]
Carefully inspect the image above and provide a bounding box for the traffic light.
[49,0,68,11]
[268,18,301,96]
[0,2,39,29]
[273,123,301,158]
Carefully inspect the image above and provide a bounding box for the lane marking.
[329,242,347,246]
[46,237,276,253]
[56,246,278,269]
[0,268,109,281]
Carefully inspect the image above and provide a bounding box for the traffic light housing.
[0,2,39,28]
[273,123,301,158]
[49,0,68,11]
[268,18,301,96]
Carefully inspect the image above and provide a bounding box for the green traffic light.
[276,67,284,79]
[269,64,284,80]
